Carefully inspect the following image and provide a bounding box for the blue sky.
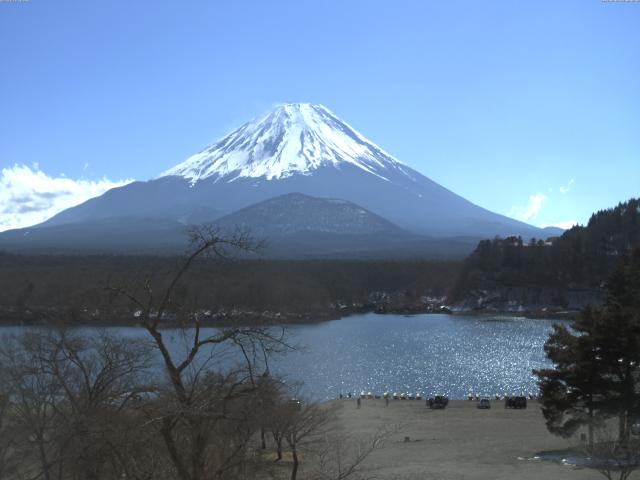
[1,0,638,231]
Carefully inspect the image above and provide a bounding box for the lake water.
[0,313,565,400]
[278,313,563,399]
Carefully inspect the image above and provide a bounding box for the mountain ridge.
[212,192,408,236]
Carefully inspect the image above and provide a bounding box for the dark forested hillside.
[0,254,460,325]
[452,198,640,312]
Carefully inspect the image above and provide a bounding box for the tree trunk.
[36,437,51,480]
[191,425,207,480]
[588,404,594,449]
[620,365,631,446]
[619,411,626,445]
[160,418,191,480]
[273,433,283,461]
[290,446,298,480]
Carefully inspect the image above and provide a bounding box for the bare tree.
[0,227,294,480]
[109,226,290,480]
[0,333,62,480]
[583,426,640,480]
[311,428,390,480]
[266,396,291,462]
[0,330,156,480]
[42,330,154,480]
[282,400,332,480]
[0,376,18,480]
[311,420,406,480]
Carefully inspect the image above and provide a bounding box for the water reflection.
[273,313,564,399]
[0,313,566,400]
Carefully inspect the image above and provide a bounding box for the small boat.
[415,392,422,400]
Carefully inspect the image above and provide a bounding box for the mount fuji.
[0,103,558,256]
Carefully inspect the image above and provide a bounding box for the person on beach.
[385,397,389,407]
[357,397,361,408]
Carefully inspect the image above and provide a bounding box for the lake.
[277,313,563,399]
[0,313,565,400]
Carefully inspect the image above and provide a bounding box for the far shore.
[0,305,580,328]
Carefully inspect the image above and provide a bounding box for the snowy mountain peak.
[161,103,410,183]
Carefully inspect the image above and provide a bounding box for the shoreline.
[0,306,579,328]
[0,304,580,328]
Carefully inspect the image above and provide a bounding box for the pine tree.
[535,249,640,445]
[534,307,611,447]
[598,250,640,444]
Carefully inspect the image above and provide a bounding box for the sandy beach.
[311,398,604,480]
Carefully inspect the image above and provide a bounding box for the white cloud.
[559,178,574,194]
[542,220,579,230]
[508,193,547,222]
[0,164,133,232]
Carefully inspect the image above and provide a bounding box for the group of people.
[338,390,540,407]
[339,391,449,409]
[466,392,539,401]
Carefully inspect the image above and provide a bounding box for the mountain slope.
[212,192,407,237]
[0,193,479,258]
[209,192,475,258]
[0,103,555,254]
[0,216,188,254]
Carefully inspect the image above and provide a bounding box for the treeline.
[0,253,460,324]
[452,198,640,303]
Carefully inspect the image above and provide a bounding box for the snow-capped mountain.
[162,103,412,183]
[0,103,560,256]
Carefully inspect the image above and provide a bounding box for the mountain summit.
[0,103,560,256]
[162,103,412,183]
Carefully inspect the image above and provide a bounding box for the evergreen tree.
[535,250,640,445]
[534,307,611,447]
[598,249,640,444]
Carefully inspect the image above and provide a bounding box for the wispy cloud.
[508,193,547,222]
[559,178,574,194]
[0,164,133,232]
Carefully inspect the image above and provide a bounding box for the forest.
[0,252,460,325]
[451,198,640,306]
